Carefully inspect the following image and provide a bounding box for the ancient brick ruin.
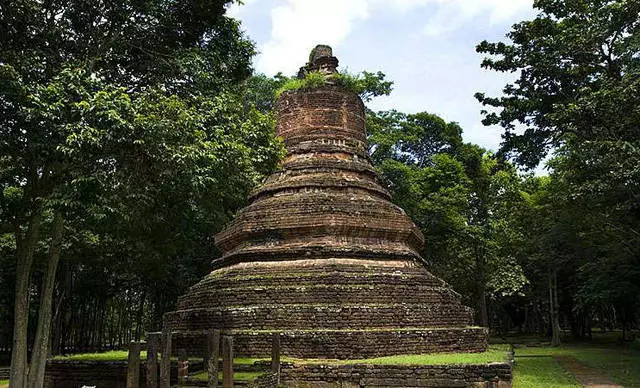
[164,46,488,359]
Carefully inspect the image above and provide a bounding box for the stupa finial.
[297,44,339,79]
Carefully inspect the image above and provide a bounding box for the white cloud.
[255,0,370,76]
[368,0,532,22]
[417,0,533,37]
[251,0,532,75]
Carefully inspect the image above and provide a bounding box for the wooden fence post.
[178,348,188,385]
[271,332,281,383]
[146,335,159,388]
[207,329,221,388]
[222,335,234,388]
[126,341,141,388]
[160,329,172,388]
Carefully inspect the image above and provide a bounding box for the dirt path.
[554,355,622,388]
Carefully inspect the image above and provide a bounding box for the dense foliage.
[476,0,640,340]
[0,0,282,386]
[0,2,637,382]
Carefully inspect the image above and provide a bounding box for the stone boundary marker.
[554,355,622,388]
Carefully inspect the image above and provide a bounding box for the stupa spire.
[297,44,339,79]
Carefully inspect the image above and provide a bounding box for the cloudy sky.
[228,0,536,155]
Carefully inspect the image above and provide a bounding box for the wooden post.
[146,335,159,388]
[126,341,141,388]
[160,329,172,388]
[178,348,188,385]
[222,335,234,388]
[207,329,221,388]
[271,333,281,380]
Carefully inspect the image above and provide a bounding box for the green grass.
[274,71,376,98]
[52,350,147,361]
[513,352,580,388]
[258,345,510,366]
[310,345,510,365]
[513,344,640,387]
[52,349,208,363]
[233,357,268,365]
[508,332,640,388]
[276,72,327,97]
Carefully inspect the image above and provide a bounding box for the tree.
[367,110,528,327]
[475,0,640,168]
[476,0,640,339]
[0,1,283,386]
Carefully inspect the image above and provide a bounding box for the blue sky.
[228,0,536,155]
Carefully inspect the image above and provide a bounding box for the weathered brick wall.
[213,86,424,269]
[179,284,463,308]
[165,303,473,330]
[276,87,367,145]
[279,362,512,388]
[170,328,488,359]
[250,371,279,388]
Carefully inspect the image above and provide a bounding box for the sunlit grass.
[507,331,640,388]
[52,350,147,361]
[512,350,580,388]
[513,344,640,387]
[269,345,509,366]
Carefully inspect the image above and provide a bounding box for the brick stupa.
[164,45,488,359]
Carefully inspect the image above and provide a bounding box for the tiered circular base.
[164,259,487,359]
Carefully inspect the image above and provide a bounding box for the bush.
[275,71,392,102]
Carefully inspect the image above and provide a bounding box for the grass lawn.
[509,333,640,388]
[52,350,210,362]
[0,379,8,388]
[513,350,580,387]
[52,350,147,361]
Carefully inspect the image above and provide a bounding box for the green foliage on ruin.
[275,71,393,102]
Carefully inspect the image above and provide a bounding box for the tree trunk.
[549,268,561,346]
[475,244,489,327]
[9,205,43,388]
[135,289,145,341]
[28,211,64,388]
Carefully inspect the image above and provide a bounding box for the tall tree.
[367,110,528,326]
[475,0,640,167]
[476,0,640,338]
[0,1,283,386]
